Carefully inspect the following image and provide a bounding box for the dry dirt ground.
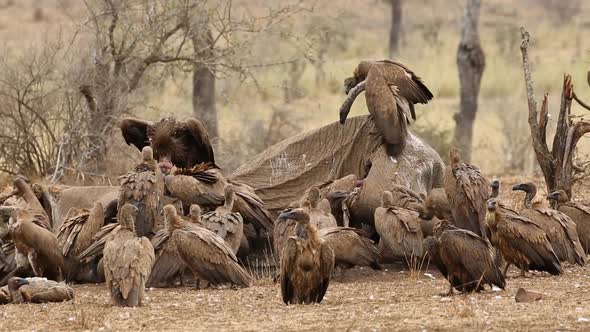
[1,263,589,332]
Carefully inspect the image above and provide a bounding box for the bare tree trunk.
[388,0,402,58]
[520,27,590,198]
[453,0,485,162]
[191,27,218,138]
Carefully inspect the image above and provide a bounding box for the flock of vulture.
[0,60,589,309]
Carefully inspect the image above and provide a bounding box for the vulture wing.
[273,217,297,260]
[184,118,217,167]
[77,223,119,264]
[280,237,298,304]
[377,60,434,107]
[120,118,152,151]
[424,237,449,280]
[202,210,244,254]
[148,233,186,287]
[26,284,74,303]
[318,227,381,269]
[58,203,104,258]
[231,181,274,233]
[536,207,585,265]
[314,243,335,303]
[174,228,251,287]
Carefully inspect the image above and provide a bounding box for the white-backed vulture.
[513,182,585,266]
[103,204,154,307]
[485,198,562,277]
[305,187,337,230]
[57,203,105,281]
[318,227,381,271]
[426,219,505,295]
[202,184,243,254]
[548,190,590,254]
[375,191,424,261]
[443,148,489,237]
[5,277,74,304]
[154,205,251,288]
[278,208,335,304]
[341,60,433,155]
[118,146,164,237]
[419,188,453,222]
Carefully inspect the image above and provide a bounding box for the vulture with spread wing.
[118,146,164,237]
[57,203,105,281]
[4,277,74,304]
[341,60,433,155]
[486,198,562,277]
[202,185,243,254]
[120,117,217,172]
[548,190,590,254]
[103,204,155,307]
[279,208,335,305]
[375,191,424,260]
[426,219,505,294]
[513,183,585,266]
[443,148,489,238]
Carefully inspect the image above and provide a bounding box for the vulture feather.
[5,277,74,304]
[202,184,244,254]
[103,204,155,307]
[318,227,381,270]
[548,190,590,254]
[278,208,335,304]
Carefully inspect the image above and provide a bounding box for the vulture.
[202,184,244,254]
[419,188,453,223]
[512,183,585,266]
[375,191,424,261]
[148,204,202,287]
[318,227,381,271]
[118,146,164,237]
[325,191,351,227]
[490,179,500,198]
[4,277,74,304]
[485,198,562,277]
[120,116,217,172]
[305,187,337,230]
[57,203,105,281]
[151,205,250,288]
[341,60,433,155]
[387,185,434,236]
[278,208,335,305]
[425,219,505,294]
[547,190,590,254]
[8,178,64,282]
[443,148,489,237]
[103,204,155,307]
[77,222,120,269]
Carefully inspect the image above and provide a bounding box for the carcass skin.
[230,115,444,225]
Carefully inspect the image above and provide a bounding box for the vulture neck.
[8,287,24,304]
[224,192,234,210]
[18,186,45,217]
[523,189,536,209]
[491,187,499,198]
[296,221,320,246]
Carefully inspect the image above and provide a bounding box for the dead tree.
[453,0,485,162]
[388,0,402,58]
[520,27,590,198]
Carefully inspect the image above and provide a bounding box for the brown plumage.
[318,227,381,270]
[103,204,155,307]
[154,205,251,288]
[120,117,217,172]
[341,60,433,155]
[419,188,453,222]
[202,185,244,254]
[426,219,505,294]
[77,222,120,267]
[375,191,424,260]
[57,203,105,281]
[443,148,489,237]
[548,190,590,254]
[513,183,585,266]
[305,187,337,230]
[148,204,202,287]
[485,198,562,276]
[9,178,64,282]
[387,185,434,236]
[278,208,335,304]
[118,146,164,237]
[5,277,74,304]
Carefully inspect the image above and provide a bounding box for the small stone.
[515,288,543,303]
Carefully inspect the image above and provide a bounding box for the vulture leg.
[503,263,511,278]
[520,265,526,278]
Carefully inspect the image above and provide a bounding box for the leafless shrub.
[537,0,581,24]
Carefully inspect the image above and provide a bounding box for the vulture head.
[223,184,236,209]
[278,208,310,225]
[381,191,394,208]
[485,198,498,228]
[512,182,537,208]
[449,148,462,166]
[120,117,216,174]
[490,179,500,198]
[164,204,179,227]
[7,277,29,291]
[344,77,360,95]
[547,190,569,204]
[308,187,321,208]
[118,204,138,231]
[189,204,202,224]
[141,146,155,163]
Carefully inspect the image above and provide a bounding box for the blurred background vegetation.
[0,0,588,185]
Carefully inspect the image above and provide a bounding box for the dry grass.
[1,264,589,331]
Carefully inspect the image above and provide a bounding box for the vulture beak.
[486,199,497,211]
[511,184,525,191]
[326,191,349,200]
[546,192,559,201]
[277,209,296,221]
[490,180,499,189]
